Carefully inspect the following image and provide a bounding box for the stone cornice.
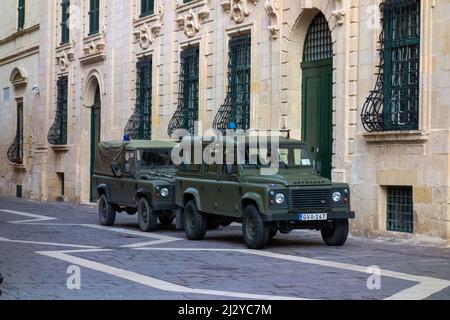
[0,24,40,46]
[0,45,39,66]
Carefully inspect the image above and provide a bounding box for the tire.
[269,225,278,238]
[321,219,349,246]
[242,205,270,249]
[98,194,116,226]
[137,197,158,232]
[183,200,207,240]
[159,211,175,225]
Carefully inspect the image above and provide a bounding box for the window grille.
[48,77,68,145]
[124,57,152,140]
[168,46,199,137]
[213,34,251,134]
[361,0,420,132]
[7,102,23,164]
[303,13,332,62]
[387,186,413,233]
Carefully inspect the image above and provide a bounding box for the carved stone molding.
[133,4,164,50]
[176,7,210,38]
[331,9,345,25]
[80,34,106,66]
[56,43,75,72]
[264,0,280,39]
[221,0,258,24]
[332,0,345,26]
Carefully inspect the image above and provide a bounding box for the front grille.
[290,188,331,212]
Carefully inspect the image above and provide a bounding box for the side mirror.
[313,160,321,175]
[111,162,122,177]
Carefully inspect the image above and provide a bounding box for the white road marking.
[36,250,306,300]
[0,236,98,249]
[138,247,450,300]
[0,209,57,223]
[3,208,449,299]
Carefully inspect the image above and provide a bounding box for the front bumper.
[152,202,178,211]
[263,210,355,222]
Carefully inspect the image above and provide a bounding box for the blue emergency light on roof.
[227,122,237,130]
[123,134,130,142]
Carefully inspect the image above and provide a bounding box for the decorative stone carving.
[221,0,259,24]
[264,0,280,39]
[134,24,152,50]
[332,0,345,26]
[331,10,345,25]
[56,45,75,71]
[176,7,210,38]
[80,35,106,66]
[133,4,164,50]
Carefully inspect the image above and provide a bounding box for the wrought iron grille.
[61,0,70,44]
[303,13,332,62]
[361,0,420,132]
[387,186,413,233]
[213,34,251,134]
[48,76,68,145]
[168,46,199,137]
[7,102,23,164]
[124,57,152,140]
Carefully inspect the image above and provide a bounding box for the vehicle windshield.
[244,144,312,168]
[137,148,175,168]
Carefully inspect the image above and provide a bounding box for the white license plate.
[299,213,328,221]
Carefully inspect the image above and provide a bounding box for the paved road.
[0,197,449,300]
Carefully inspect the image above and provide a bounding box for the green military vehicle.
[175,134,355,249]
[93,140,178,232]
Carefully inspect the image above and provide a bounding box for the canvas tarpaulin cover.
[94,141,124,176]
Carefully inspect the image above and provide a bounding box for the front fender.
[242,192,266,214]
[183,187,202,212]
[136,188,152,205]
[97,184,111,202]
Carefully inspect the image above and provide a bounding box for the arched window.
[303,13,332,63]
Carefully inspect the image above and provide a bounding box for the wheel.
[137,197,158,232]
[269,225,278,238]
[242,205,270,249]
[183,200,207,240]
[159,211,175,225]
[321,219,349,246]
[98,194,116,226]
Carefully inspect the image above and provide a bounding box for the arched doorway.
[90,85,101,202]
[301,12,333,179]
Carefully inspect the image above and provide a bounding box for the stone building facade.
[0,0,449,245]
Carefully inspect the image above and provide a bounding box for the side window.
[123,151,136,175]
[180,147,201,172]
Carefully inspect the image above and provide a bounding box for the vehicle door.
[216,158,241,217]
[120,150,138,207]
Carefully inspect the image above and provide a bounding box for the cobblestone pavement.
[1,197,449,300]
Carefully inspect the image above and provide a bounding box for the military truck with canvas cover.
[93,140,178,231]
[175,135,355,249]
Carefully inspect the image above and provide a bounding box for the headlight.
[160,187,169,197]
[275,193,285,204]
[332,191,342,202]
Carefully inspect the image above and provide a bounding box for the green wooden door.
[301,60,332,179]
[301,12,333,179]
[90,87,101,202]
